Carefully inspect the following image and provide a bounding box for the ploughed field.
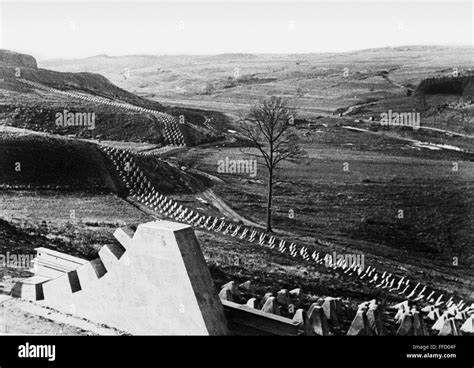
[174,134,474,302]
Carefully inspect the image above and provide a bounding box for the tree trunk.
[266,169,273,232]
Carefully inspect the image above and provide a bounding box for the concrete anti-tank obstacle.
[460,315,474,335]
[437,317,461,336]
[396,312,415,336]
[98,146,469,314]
[366,304,384,336]
[261,296,281,316]
[219,281,237,302]
[395,308,430,336]
[346,307,373,336]
[246,298,257,309]
[292,309,306,335]
[421,305,440,321]
[13,220,228,335]
[276,289,291,307]
[259,292,273,308]
[412,310,429,336]
[321,297,340,324]
[289,288,303,302]
[431,312,449,332]
[219,288,234,302]
[239,280,254,292]
[306,303,331,336]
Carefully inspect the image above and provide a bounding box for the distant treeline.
[416,75,473,97]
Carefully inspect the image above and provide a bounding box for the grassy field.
[0,191,151,260]
[0,190,415,335]
[0,137,472,333]
[173,131,474,301]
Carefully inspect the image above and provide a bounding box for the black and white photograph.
[0,0,472,364]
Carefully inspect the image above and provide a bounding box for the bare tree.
[242,96,305,232]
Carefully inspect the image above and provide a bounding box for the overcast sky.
[0,1,472,60]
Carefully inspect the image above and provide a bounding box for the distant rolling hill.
[40,46,474,118]
[0,50,231,146]
[0,50,164,111]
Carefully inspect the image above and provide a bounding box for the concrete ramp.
[13,220,228,335]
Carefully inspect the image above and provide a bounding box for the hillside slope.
[0,134,121,192]
[416,75,474,97]
[0,49,164,111]
[0,50,231,146]
[0,131,212,195]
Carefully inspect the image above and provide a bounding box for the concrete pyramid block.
[427,307,441,321]
[438,318,461,336]
[367,299,377,308]
[396,312,415,336]
[421,305,439,321]
[392,300,409,311]
[454,310,467,321]
[259,292,273,309]
[219,287,234,302]
[322,297,339,324]
[366,304,384,336]
[460,315,474,335]
[261,296,281,316]
[446,304,458,316]
[292,308,306,335]
[395,304,410,323]
[219,281,237,301]
[276,289,291,307]
[289,288,303,302]
[358,299,377,310]
[315,297,325,306]
[239,280,254,292]
[413,311,430,336]
[246,297,257,309]
[307,303,331,336]
[358,301,370,309]
[14,221,228,335]
[222,281,237,295]
[432,313,448,331]
[347,308,373,336]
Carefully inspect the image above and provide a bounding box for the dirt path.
[341,70,412,117]
[382,73,415,93]
[341,101,377,116]
[342,125,473,153]
[200,189,263,228]
[417,125,474,139]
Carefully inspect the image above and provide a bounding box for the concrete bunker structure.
[13,220,228,335]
